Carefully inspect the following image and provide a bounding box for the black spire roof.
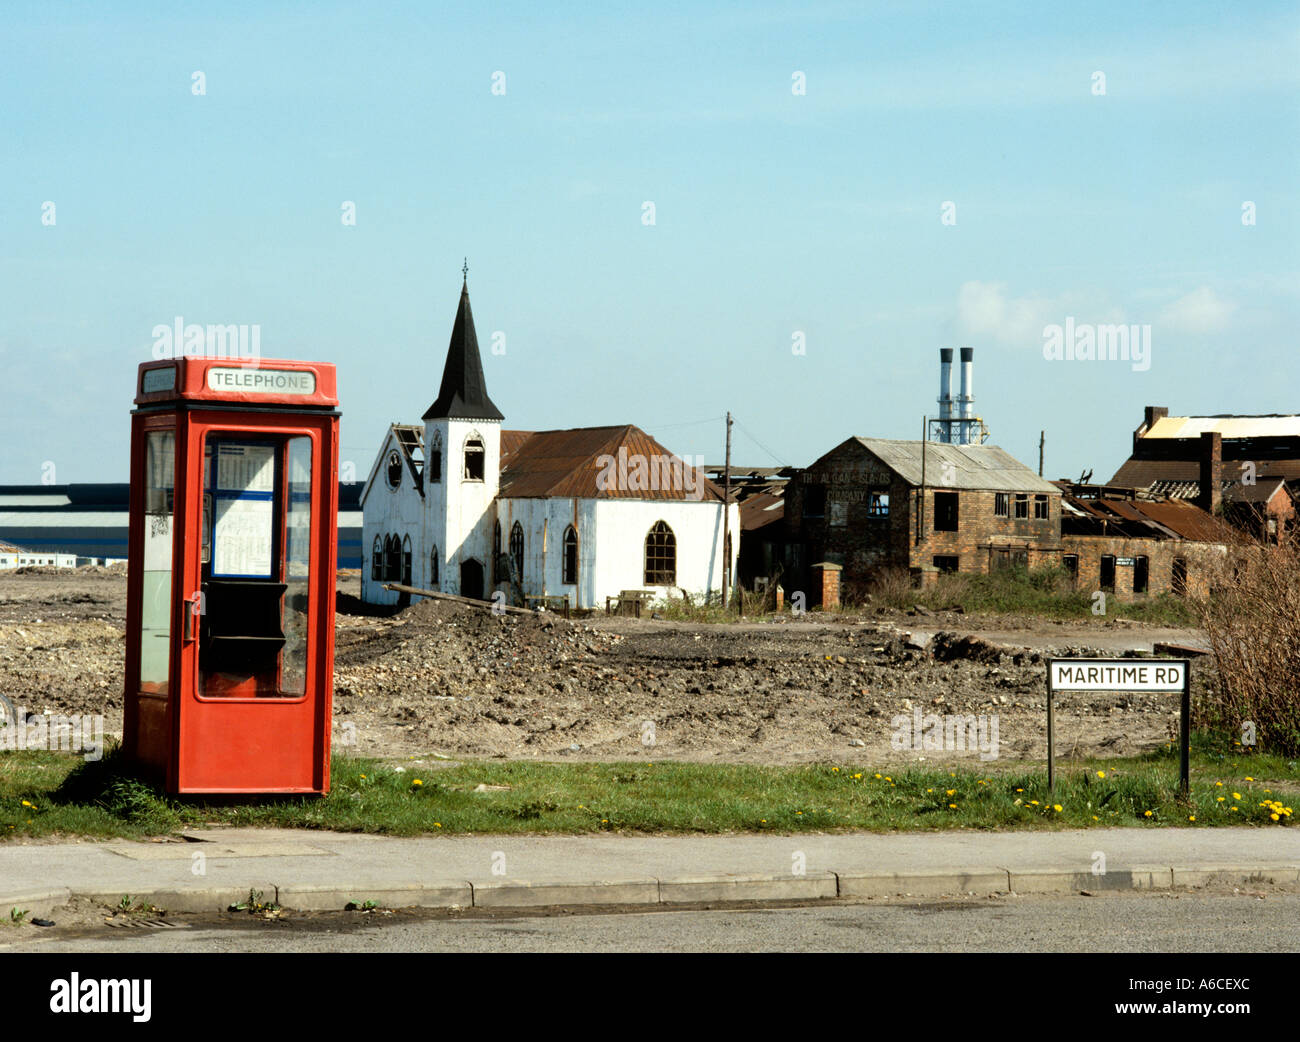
[422,277,504,422]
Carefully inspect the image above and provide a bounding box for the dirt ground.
[0,568,1213,767]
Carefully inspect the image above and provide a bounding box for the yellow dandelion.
[1144,810,1153,817]
[1188,815,1196,822]
[1271,813,1280,822]
[946,789,956,796]
[412,779,423,787]
[1245,776,1254,781]
[948,803,957,809]
[1053,804,1062,812]
[1215,781,1222,787]
[1216,797,1225,802]
[1096,771,1105,779]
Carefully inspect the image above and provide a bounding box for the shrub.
[1195,532,1300,757]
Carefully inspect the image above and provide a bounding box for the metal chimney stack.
[937,348,954,442]
[957,346,974,444]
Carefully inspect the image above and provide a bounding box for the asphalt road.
[6,891,1294,953]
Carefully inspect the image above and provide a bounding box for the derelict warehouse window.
[509,522,524,582]
[1172,557,1188,596]
[1014,493,1029,519]
[933,555,959,573]
[492,520,502,582]
[563,525,578,585]
[1134,555,1149,594]
[644,520,677,586]
[464,436,485,481]
[933,491,958,532]
[1062,554,1079,585]
[1034,495,1049,519]
[371,535,383,580]
[803,483,826,518]
[1100,554,1116,592]
[868,492,889,516]
[994,493,1009,517]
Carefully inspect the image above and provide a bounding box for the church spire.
[423,268,504,422]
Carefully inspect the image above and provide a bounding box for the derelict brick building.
[784,437,1063,601]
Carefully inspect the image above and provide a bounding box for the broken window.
[428,433,442,484]
[430,545,439,585]
[933,492,958,532]
[933,555,959,574]
[1014,494,1029,519]
[1062,554,1078,585]
[464,436,485,481]
[402,534,412,586]
[644,520,677,586]
[1134,555,1149,594]
[994,493,1009,517]
[1172,557,1188,596]
[563,526,578,585]
[385,534,401,581]
[509,521,524,583]
[386,450,403,489]
[1100,554,1116,592]
[1034,495,1049,519]
[803,483,826,518]
[869,492,889,517]
[371,535,382,581]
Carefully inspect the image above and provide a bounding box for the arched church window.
[402,534,412,586]
[428,432,442,484]
[385,534,400,581]
[493,520,502,583]
[464,435,485,482]
[563,525,578,585]
[371,535,382,580]
[430,545,439,585]
[644,521,676,586]
[509,521,524,583]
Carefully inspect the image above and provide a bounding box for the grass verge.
[1,740,1295,840]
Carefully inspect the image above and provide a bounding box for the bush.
[1195,532,1300,757]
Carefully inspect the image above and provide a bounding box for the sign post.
[1045,658,1191,795]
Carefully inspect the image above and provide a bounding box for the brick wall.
[1059,535,1225,600]
[785,441,1062,599]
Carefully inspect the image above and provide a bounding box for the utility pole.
[917,416,927,546]
[722,411,733,609]
[1039,430,1045,477]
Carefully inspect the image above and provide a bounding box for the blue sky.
[1,0,1297,485]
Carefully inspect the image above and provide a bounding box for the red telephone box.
[123,357,339,793]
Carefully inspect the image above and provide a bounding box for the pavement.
[3,826,1298,916]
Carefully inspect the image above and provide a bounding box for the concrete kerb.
[1,888,71,919]
[8,862,1299,916]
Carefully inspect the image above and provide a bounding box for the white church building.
[359,276,739,609]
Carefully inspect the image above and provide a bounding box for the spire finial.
[462,257,469,283]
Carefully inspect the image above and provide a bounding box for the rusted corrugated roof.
[740,491,784,530]
[1061,492,1225,542]
[499,425,725,501]
[1114,458,1300,489]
